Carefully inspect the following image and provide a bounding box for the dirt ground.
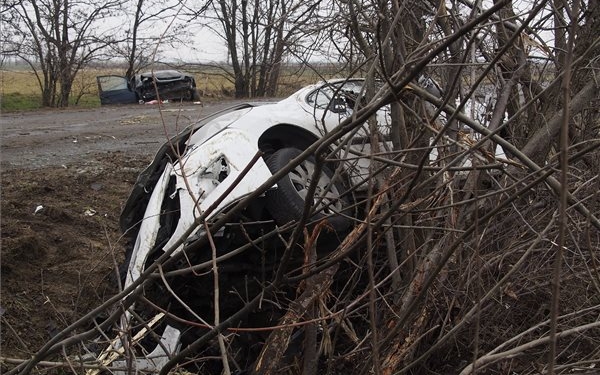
[0,101,239,360]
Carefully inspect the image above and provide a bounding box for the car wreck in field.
[96,69,201,105]
[94,76,493,373]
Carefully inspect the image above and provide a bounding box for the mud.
[0,101,238,358]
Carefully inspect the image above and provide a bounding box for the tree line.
[1,0,328,106]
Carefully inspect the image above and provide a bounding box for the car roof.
[139,70,190,79]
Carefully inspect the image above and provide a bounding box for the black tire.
[265,147,351,232]
[191,88,201,101]
[182,89,192,101]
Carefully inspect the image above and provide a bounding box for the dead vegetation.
[2,0,600,374]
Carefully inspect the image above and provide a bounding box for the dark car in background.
[96,70,201,105]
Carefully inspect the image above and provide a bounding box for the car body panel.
[133,127,274,270]
[126,162,174,285]
[96,75,138,105]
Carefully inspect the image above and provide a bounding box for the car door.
[96,75,138,105]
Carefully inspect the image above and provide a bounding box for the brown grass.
[0,63,349,111]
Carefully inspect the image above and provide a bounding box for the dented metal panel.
[160,128,272,254]
[125,163,174,285]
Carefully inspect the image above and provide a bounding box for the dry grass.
[1,67,107,110]
[0,63,349,111]
[1,68,45,111]
[1,68,40,94]
[0,66,241,111]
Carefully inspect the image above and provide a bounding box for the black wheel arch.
[258,124,319,154]
[258,124,339,169]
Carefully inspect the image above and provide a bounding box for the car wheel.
[265,147,351,232]
[180,89,192,101]
[191,88,201,101]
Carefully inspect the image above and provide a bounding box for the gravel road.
[1,101,244,169]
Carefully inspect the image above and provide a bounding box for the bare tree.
[112,0,211,80]
[122,0,180,79]
[2,0,125,107]
[320,0,600,373]
[208,0,322,97]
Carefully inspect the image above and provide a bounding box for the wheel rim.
[288,159,343,214]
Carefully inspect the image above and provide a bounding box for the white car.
[120,78,392,283]
[109,78,399,373]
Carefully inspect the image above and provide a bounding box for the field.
[1,68,121,110]
[0,64,333,112]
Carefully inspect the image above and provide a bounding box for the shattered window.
[98,76,129,91]
[307,86,334,108]
[306,80,366,109]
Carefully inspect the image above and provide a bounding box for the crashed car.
[96,69,201,105]
[102,78,396,373]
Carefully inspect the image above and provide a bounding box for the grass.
[1,67,123,111]
[1,93,44,111]
[1,69,44,111]
[0,63,348,112]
